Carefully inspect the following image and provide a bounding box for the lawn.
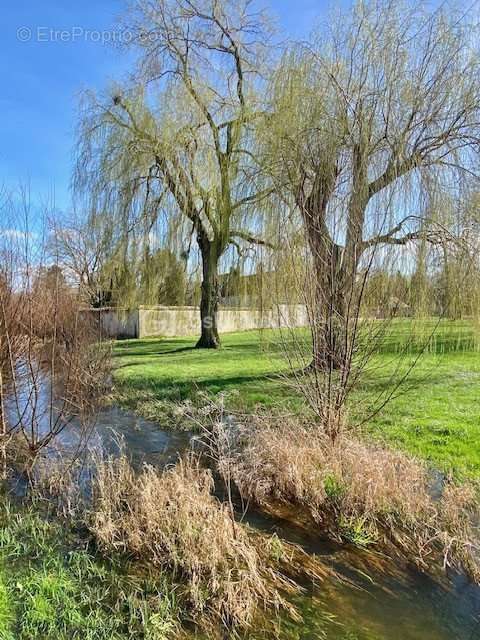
[113,329,303,412]
[113,321,480,478]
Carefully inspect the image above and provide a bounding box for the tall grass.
[229,416,480,581]
[87,453,298,633]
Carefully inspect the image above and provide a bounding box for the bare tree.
[51,211,114,306]
[0,190,110,477]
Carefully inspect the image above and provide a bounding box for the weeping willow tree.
[75,0,274,348]
[432,189,480,320]
[262,0,480,372]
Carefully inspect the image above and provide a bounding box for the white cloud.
[0,228,36,241]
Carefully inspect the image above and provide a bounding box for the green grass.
[113,330,305,417]
[0,501,366,640]
[356,351,480,478]
[113,321,480,478]
[0,501,178,640]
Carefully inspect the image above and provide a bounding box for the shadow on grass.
[117,370,287,402]
[358,368,448,396]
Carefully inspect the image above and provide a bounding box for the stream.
[62,406,480,639]
[4,374,480,639]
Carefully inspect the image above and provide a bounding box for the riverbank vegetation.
[2,0,480,637]
[113,322,480,477]
[228,417,480,580]
[88,453,299,632]
[0,500,179,639]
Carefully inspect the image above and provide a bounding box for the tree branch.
[232,188,274,210]
[368,152,421,199]
[362,216,452,249]
[229,230,275,248]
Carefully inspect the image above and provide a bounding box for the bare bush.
[0,188,111,476]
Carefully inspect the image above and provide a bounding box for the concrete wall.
[89,304,308,339]
[139,304,308,338]
[84,308,139,339]
[139,306,199,338]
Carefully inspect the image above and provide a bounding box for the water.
[81,404,193,468]
[3,366,192,470]
[245,502,480,639]
[83,406,480,639]
[4,372,480,639]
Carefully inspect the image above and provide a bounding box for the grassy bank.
[0,501,178,640]
[113,321,480,478]
[0,499,369,640]
[0,452,306,639]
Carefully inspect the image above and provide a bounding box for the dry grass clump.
[88,453,297,632]
[230,417,480,581]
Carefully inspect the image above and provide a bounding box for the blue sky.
[0,0,322,213]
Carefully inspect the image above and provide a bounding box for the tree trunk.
[299,167,365,373]
[196,233,221,349]
[297,165,349,372]
[299,198,348,371]
[309,242,347,372]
